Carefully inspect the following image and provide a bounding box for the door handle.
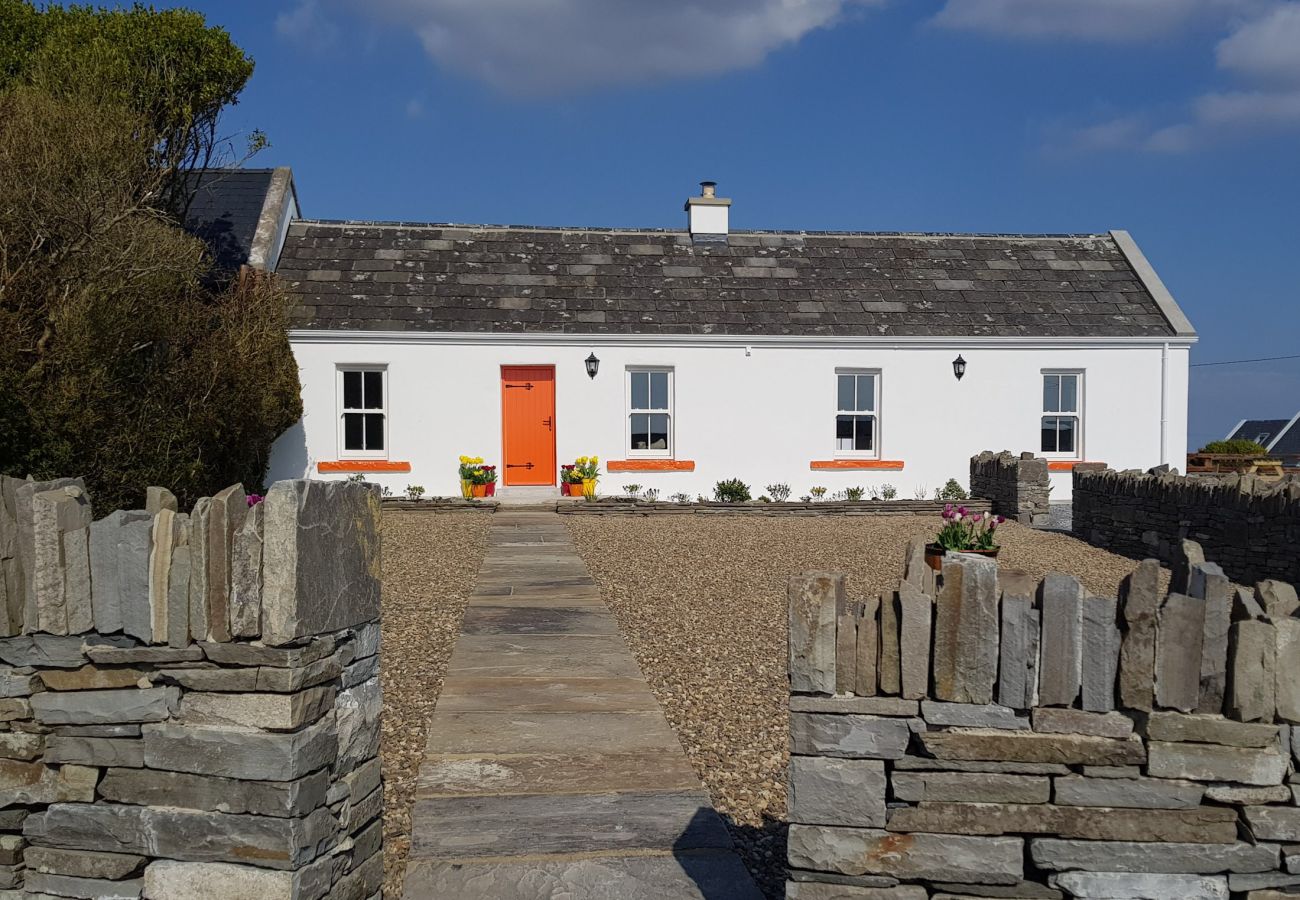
[507,462,535,470]
[542,417,552,430]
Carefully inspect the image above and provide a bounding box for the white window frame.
[834,368,881,459]
[625,367,674,458]
[1041,370,1083,460]
[336,365,388,459]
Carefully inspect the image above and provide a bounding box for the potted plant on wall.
[925,505,1005,571]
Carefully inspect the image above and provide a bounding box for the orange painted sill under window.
[1047,461,1105,472]
[810,460,905,471]
[606,460,696,472]
[317,460,411,473]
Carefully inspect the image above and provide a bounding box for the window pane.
[630,372,649,410]
[1058,416,1076,454]
[343,371,362,410]
[630,414,649,450]
[649,414,670,450]
[1041,417,1057,453]
[1043,375,1059,413]
[857,375,875,412]
[649,372,668,410]
[344,413,364,450]
[836,415,854,450]
[837,375,854,413]
[364,414,384,451]
[363,371,383,409]
[1060,375,1078,413]
[854,416,875,451]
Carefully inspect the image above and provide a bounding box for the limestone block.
[1030,838,1278,873]
[1275,619,1300,723]
[24,872,144,899]
[887,802,1236,843]
[921,701,1027,730]
[0,759,95,805]
[32,487,93,634]
[0,669,40,697]
[934,553,999,705]
[879,589,901,696]
[786,824,1023,884]
[45,735,144,767]
[141,716,337,781]
[789,696,918,717]
[1145,712,1279,747]
[1229,620,1277,722]
[918,730,1146,766]
[63,526,92,634]
[335,676,381,775]
[790,572,842,695]
[835,598,858,695]
[205,484,247,642]
[142,858,335,900]
[15,477,85,631]
[89,510,153,640]
[0,698,29,721]
[1147,741,1287,785]
[892,771,1049,804]
[1038,574,1083,707]
[40,664,144,691]
[87,644,202,665]
[0,479,24,637]
[1053,775,1204,808]
[0,633,87,668]
[1118,559,1161,712]
[178,686,335,731]
[165,517,191,648]
[0,731,43,760]
[188,498,211,642]
[1257,580,1300,620]
[853,595,879,697]
[999,586,1039,710]
[788,886,925,900]
[31,686,178,725]
[144,487,177,514]
[1155,592,1206,712]
[200,635,336,668]
[1032,708,1133,739]
[99,767,330,818]
[1189,562,1232,714]
[790,713,912,759]
[788,756,885,826]
[1081,594,1119,712]
[897,581,932,701]
[230,502,263,639]
[25,847,145,880]
[1051,872,1226,899]
[25,803,338,871]
[1204,783,1290,803]
[148,509,183,645]
[1243,806,1300,841]
[261,480,379,646]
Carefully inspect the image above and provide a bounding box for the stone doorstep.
[458,606,620,636]
[416,750,702,798]
[435,675,663,713]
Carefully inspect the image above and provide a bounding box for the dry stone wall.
[0,476,382,900]
[787,538,1300,899]
[1073,466,1300,587]
[969,451,1051,525]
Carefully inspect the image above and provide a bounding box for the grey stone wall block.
[178,686,336,732]
[787,824,1024,884]
[142,858,335,900]
[89,510,154,641]
[1038,574,1084,707]
[31,686,179,725]
[98,767,330,818]
[141,715,337,782]
[790,572,843,695]
[1050,872,1226,899]
[1189,562,1232,714]
[1243,806,1300,842]
[1030,838,1278,873]
[230,502,264,639]
[45,735,145,767]
[1155,592,1206,713]
[854,595,879,698]
[1147,741,1287,785]
[886,802,1236,843]
[1052,775,1204,808]
[144,487,177,515]
[1275,619,1300,724]
[1229,620,1277,722]
[1145,712,1279,747]
[879,589,901,696]
[0,633,88,668]
[1081,594,1119,712]
[1118,559,1161,712]
[922,701,1027,730]
[147,509,182,645]
[999,573,1040,710]
[32,487,93,635]
[188,498,211,642]
[334,676,381,775]
[1032,708,1134,739]
[897,581,932,701]
[790,713,913,759]
[205,484,247,643]
[835,598,858,695]
[789,756,886,827]
[934,553,999,704]
[918,730,1146,766]
[0,759,95,805]
[1257,580,1299,620]
[63,526,92,634]
[24,871,144,899]
[16,477,86,631]
[261,480,380,646]
[166,517,191,649]
[24,846,146,880]
[892,770,1049,804]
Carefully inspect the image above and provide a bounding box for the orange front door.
[501,366,556,486]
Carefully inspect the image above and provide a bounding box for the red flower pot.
[485,483,496,497]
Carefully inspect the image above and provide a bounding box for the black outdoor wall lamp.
[952,355,967,381]
[585,352,600,379]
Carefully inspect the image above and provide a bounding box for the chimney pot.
[700,181,717,199]
[685,181,731,243]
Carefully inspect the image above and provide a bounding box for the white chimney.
[685,181,730,243]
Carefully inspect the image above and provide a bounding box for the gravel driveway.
[566,514,1170,898]
[379,509,492,898]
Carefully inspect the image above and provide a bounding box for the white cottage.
[190,170,1196,500]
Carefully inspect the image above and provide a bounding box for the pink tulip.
[957,506,968,517]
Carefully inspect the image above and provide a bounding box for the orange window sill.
[810,460,905,471]
[1048,461,1104,472]
[317,460,412,473]
[606,460,696,472]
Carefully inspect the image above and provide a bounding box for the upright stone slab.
[1171,538,1205,595]
[62,526,92,635]
[144,487,177,515]
[879,588,901,696]
[1234,587,1266,622]
[999,571,1040,710]
[32,488,93,635]
[16,477,85,631]
[934,554,999,705]
[1155,592,1206,713]
[854,595,879,697]
[1256,580,1298,620]
[89,510,153,637]
[1275,619,1300,724]
[1038,574,1083,708]
[188,498,211,642]
[229,503,263,639]
[790,573,843,695]
[148,510,183,645]
[903,536,936,596]
[1118,559,1161,712]
[835,598,858,695]
[205,485,246,643]
[1229,620,1277,722]
[0,476,25,636]
[1190,561,1232,715]
[898,581,932,701]
[1081,594,1119,712]
[166,517,191,649]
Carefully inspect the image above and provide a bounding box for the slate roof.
[1229,415,1300,462]
[1228,419,1294,447]
[278,221,1185,337]
[181,169,279,272]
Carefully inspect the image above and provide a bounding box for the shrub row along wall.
[0,476,381,899]
[968,451,1052,525]
[558,500,992,518]
[786,538,1300,898]
[1072,466,1300,587]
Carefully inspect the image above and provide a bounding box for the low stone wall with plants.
[0,476,382,899]
[786,538,1300,898]
[558,499,992,518]
[969,451,1051,526]
[1073,465,1300,586]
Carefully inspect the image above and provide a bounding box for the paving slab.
[404,510,758,899]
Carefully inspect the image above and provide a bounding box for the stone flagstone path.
[401,510,763,899]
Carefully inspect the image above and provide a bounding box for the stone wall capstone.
[0,475,382,900]
[969,451,1051,525]
[1072,466,1300,587]
[787,538,1300,898]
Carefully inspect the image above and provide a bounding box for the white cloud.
[275,0,340,52]
[1216,3,1300,84]
[932,0,1262,41]
[282,0,882,94]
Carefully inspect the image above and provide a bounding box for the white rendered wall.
[267,338,1191,502]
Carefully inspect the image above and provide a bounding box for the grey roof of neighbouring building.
[182,169,283,272]
[277,221,1192,338]
[1229,414,1300,460]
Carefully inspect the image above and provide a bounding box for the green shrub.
[1200,439,1269,455]
[713,478,751,503]
[937,479,968,501]
[844,486,865,501]
[765,482,791,502]
[881,484,898,500]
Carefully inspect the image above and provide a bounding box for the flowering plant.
[573,456,600,480]
[458,455,485,481]
[560,464,583,484]
[471,465,497,485]
[935,504,1004,552]
[246,494,264,507]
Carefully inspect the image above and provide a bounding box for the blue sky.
[177,0,1297,451]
